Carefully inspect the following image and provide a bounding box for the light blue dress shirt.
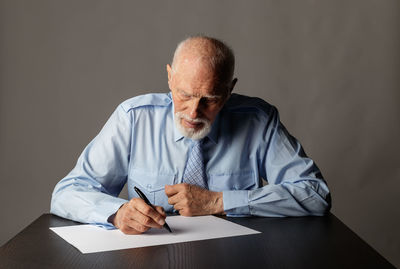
[50,93,331,228]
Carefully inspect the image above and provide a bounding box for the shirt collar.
[173,111,185,142]
[170,93,185,142]
[207,112,220,144]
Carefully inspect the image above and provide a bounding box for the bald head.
[171,36,235,90]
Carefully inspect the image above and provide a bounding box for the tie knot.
[192,140,202,153]
[193,138,204,146]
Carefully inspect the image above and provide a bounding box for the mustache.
[175,112,210,125]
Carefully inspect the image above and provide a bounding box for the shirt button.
[147,184,152,189]
[164,98,170,103]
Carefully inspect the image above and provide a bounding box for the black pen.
[134,186,172,233]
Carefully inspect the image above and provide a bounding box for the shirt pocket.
[128,168,175,212]
[208,171,256,192]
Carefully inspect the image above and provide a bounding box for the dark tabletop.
[0,213,395,269]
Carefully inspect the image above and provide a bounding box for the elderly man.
[51,35,331,234]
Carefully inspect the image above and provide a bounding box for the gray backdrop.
[1,0,399,267]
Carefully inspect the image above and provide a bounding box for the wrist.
[211,192,225,215]
[108,203,125,227]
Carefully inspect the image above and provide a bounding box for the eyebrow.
[177,88,222,99]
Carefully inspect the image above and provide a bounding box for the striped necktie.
[182,140,208,189]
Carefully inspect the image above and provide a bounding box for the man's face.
[167,57,229,140]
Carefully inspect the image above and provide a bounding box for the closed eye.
[178,90,191,100]
[203,98,219,104]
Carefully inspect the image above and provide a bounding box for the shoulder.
[224,93,277,117]
[119,92,172,113]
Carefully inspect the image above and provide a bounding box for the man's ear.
[166,64,172,82]
[230,78,238,93]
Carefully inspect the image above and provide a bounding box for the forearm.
[50,178,128,228]
[223,180,331,217]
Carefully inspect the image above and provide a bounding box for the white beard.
[174,111,212,140]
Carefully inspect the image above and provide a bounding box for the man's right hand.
[112,198,166,234]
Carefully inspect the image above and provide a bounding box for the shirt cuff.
[92,197,127,229]
[222,190,250,215]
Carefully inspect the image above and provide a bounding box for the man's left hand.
[165,184,224,216]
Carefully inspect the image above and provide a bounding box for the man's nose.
[189,98,201,119]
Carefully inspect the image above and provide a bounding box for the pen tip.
[164,224,172,233]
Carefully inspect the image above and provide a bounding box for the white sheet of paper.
[50,215,260,253]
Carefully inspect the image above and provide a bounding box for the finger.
[134,209,164,229]
[120,218,151,234]
[173,202,183,212]
[154,206,166,217]
[123,198,164,229]
[164,184,180,197]
[179,208,192,217]
[115,205,152,234]
[165,183,189,197]
[134,199,166,226]
[167,192,183,206]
